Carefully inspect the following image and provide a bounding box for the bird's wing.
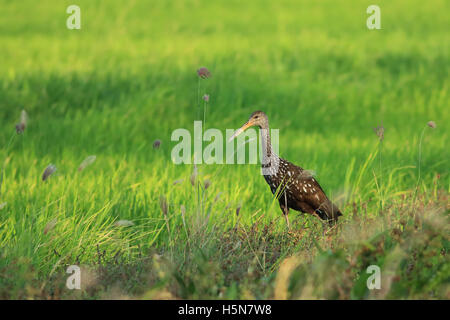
[303,177,342,220]
[279,159,342,220]
[284,167,340,220]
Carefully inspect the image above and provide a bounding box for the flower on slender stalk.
[173,179,183,185]
[190,164,198,186]
[197,67,211,79]
[44,218,57,235]
[373,123,385,141]
[214,192,222,202]
[153,139,161,149]
[78,155,96,172]
[236,205,241,217]
[42,164,57,181]
[204,179,211,190]
[159,195,168,216]
[160,195,170,234]
[15,110,28,134]
[427,121,436,129]
[202,94,210,102]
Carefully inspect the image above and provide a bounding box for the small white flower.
[78,155,96,172]
[114,220,134,227]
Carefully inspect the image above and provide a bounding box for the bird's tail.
[316,200,343,224]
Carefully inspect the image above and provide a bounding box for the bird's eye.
[255,116,259,119]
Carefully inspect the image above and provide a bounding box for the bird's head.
[228,111,268,142]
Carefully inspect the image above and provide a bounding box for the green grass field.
[0,0,448,299]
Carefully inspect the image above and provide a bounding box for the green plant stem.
[197,78,201,120]
[203,100,207,132]
[0,132,17,199]
[379,140,383,213]
[413,126,427,204]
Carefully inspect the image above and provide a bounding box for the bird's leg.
[280,204,290,230]
[280,192,290,230]
[284,210,290,230]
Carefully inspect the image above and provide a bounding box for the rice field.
[0,0,448,299]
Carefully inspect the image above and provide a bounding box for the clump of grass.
[0,122,447,299]
[14,188,443,300]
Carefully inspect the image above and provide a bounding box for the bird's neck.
[259,124,278,167]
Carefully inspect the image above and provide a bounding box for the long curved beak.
[228,120,254,142]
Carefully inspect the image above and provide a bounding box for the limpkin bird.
[229,111,342,228]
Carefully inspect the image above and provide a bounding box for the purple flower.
[197,67,211,79]
[427,121,436,129]
[42,164,57,181]
[236,205,241,217]
[15,123,25,134]
[373,123,385,141]
[153,139,161,149]
[202,94,210,102]
[15,110,28,134]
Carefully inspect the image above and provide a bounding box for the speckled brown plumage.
[230,111,343,227]
[263,157,342,224]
